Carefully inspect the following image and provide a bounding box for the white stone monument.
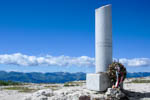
[86,4,112,91]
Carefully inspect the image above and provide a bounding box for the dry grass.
[64,81,84,87]
[130,79,150,83]
[44,85,61,91]
[3,86,37,92]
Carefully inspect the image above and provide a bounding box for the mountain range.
[0,71,150,83]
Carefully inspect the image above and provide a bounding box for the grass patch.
[3,86,36,92]
[44,85,61,91]
[64,81,83,87]
[44,85,58,88]
[130,79,150,83]
[0,80,22,86]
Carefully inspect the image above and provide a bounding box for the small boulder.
[79,95,90,100]
[105,88,125,100]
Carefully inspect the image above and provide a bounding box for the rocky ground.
[0,77,150,100]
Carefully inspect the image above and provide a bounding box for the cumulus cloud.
[119,58,150,67]
[0,53,149,67]
[0,53,95,67]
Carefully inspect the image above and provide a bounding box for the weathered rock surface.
[0,78,150,100]
[24,89,53,100]
[24,85,105,100]
[105,88,126,100]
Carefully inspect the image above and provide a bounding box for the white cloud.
[119,58,150,67]
[0,53,95,67]
[0,53,149,67]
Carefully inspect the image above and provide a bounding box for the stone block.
[86,73,110,91]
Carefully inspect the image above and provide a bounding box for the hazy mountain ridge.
[0,71,150,83]
[0,71,86,83]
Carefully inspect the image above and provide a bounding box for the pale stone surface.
[86,73,110,91]
[24,89,53,100]
[105,88,125,99]
[0,78,150,100]
[23,82,106,100]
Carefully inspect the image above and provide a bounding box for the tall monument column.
[86,4,112,91]
[95,4,112,73]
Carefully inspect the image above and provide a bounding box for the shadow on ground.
[123,89,150,100]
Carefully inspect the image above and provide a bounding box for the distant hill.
[0,71,150,83]
[0,71,86,83]
[127,72,150,78]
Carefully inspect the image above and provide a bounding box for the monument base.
[86,72,110,91]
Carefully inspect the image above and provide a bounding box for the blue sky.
[0,0,150,73]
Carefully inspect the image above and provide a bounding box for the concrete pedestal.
[86,73,110,91]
